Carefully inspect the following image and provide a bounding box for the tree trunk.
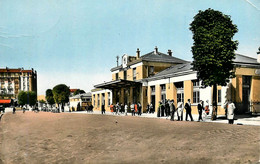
[211,84,218,120]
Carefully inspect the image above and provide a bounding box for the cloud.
[37,72,111,95]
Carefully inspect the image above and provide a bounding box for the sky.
[0,0,259,95]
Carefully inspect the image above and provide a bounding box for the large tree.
[52,84,70,107]
[18,91,37,106]
[190,8,238,120]
[45,89,55,105]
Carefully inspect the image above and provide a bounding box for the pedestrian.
[121,103,124,114]
[110,104,114,114]
[116,102,120,115]
[161,101,165,117]
[165,100,170,117]
[134,103,138,115]
[185,99,194,121]
[89,104,93,113]
[170,99,176,121]
[177,99,183,121]
[138,102,142,116]
[205,100,210,115]
[13,106,16,114]
[197,100,203,122]
[124,103,128,116]
[146,104,150,114]
[101,104,105,114]
[113,104,116,115]
[86,104,89,112]
[150,103,154,113]
[224,100,228,118]
[227,100,236,124]
[131,103,135,116]
[23,105,26,113]
[157,101,162,117]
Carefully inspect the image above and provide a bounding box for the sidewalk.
[70,110,260,126]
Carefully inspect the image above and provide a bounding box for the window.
[133,68,136,80]
[175,82,183,89]
[151,86,155,93]
[192,80,200,103]
[218,90,221,103]
[193,91,200,103]
[116,73,119,80]
[160,84,166,91]
[192,80,200,87]
[124,70,127,80]
[177,93,184,103]
[160,84,166,103]
[149,66,154,76]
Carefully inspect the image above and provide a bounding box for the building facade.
[92,47,260,114]
[0,67,37,100]
[69,92,92,111]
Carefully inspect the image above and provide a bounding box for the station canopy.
[94,79,141,90]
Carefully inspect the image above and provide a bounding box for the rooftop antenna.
[116,55,119,67]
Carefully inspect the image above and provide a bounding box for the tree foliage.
[39,99,46,103]
[52,84,70,105]
[18,91,37,106]
[45,89,55,105]
[190,8,238,87]
[73,89,86,96]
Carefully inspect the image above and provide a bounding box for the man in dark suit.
[197,100,203,122]
[185,99,194,121]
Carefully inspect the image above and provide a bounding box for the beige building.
[0,67,37,100]
[92,47,260,115]
[69,92,92,111]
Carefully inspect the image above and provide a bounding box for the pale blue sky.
[0,0,259,95]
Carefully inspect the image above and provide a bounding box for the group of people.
[85,104,94,113]
[157,99,195,121]
[109,103,132,116]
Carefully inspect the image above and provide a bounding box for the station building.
[92,47,260,114]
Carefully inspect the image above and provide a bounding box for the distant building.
[0,67,37,100]
[37,95,46,102]
[69,92,92,111]
[69,89,79,96]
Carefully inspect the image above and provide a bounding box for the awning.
[94,79,142,90]
[0,99,11,104]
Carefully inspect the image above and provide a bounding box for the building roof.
[111,49,188,72]
[144,53,260,82]
[70,89,79,93]
[0,68,35,73]
[144,62,194,81]
[94,79,142,90]
[140,51,187,64]
[234,54,260,66]
[70,92,92,99]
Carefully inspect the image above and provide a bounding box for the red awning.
[0,99,11,104]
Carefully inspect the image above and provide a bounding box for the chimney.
[257,47,260,63]
[154,46,158,54]
[168,49,172,56]
[136,48,140,59]
[116,56,119,67]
